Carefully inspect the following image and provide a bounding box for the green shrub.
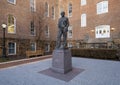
[71,48,118,60]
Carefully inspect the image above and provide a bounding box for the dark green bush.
[71,48,118,60]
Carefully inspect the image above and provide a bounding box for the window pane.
[45,25,49,38]
[81,14,86,27]
[8,0,16,4]
[30,0,36,12]
[68,26,72,38]
[52,6,55,19]
[8,42,16,54]
[8,15,16,33]
[30,43,36,51]
[30,21,35,35]
[95,25,110,38]
[81,0,86,6]
[103,1,108,13]
[68,3,72,17]
[45,44,50,52]
[97,1,108,14]
[45,2,49,17]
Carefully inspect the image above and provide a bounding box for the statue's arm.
[58,19,61,28]
[66,18,69,28]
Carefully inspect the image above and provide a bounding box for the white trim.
[7,0,16,4]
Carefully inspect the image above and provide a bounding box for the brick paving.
[0,55,51,69]
[0,57,120,85]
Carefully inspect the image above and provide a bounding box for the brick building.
[0,0,120,58]
[58,0,120,48]
[0,0,58,58]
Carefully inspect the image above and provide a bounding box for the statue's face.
[61,12,65,17]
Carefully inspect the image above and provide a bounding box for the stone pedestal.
[51,49,72,74]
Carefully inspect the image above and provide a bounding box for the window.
[52,6,55,19]
[97,1,108,14]
[30,0,36,12]
[45,43,50,52]
[30,21,35,36]
[8,15,16,34]
[7,0,16,4]
[8,42,16,55]
[68,42,73,48]
[45,2,49,17]
[76,43,80,48]
[81,13,86,27]
[81,0,86,6]
[59,6,64,17]
[30,42,36,51]
[95,25,110,38]
[45,25,49,38]
[68,26,73,38]
[68,3,72,17]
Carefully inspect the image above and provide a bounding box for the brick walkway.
[0,55,51,69]
[0,57,120,85]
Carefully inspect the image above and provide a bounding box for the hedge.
[71,48,118,60]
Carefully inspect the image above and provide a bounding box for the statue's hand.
[64,27,68,32]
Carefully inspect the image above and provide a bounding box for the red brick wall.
[0,0,120,57]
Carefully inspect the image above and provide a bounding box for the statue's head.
[61,11,65,17]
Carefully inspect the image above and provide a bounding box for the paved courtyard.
[0,57,120,85]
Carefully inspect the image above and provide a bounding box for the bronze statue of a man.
[55,11,69,49]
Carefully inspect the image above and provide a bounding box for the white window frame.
[81,13,87,27]
[68,3,72,17]
[7,15,16,34]
[7,0,16,4]
[30,0,36,12]
[97,1,108,14]
[8,42,16,55]
[81,0,86,6]
[30,42,36,51]
[68,26,73,38]
[95,25,110,38]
